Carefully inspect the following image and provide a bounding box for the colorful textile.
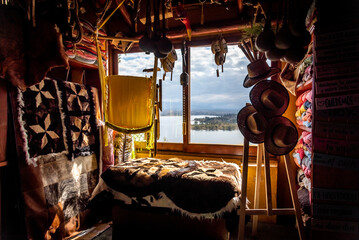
[295,90,312,130]
[64,19,107,67]
[13,79,100,239]
[293,130,312,178]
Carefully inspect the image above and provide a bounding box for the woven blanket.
[13,79,100,239]
[101,158,243,215]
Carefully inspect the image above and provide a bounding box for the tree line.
[191,114,237,131]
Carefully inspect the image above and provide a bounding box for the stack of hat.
[237,80,298,155]
[65,19,107,67]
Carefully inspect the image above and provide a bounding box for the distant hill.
[191,114,237,131]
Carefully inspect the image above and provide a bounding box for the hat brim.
[243,67,281,88]
[279,63,298,96]
[250,80,289,118]
[237,105,266,143]
[264,116,298,156]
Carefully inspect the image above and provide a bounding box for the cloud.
[118,44,251,113]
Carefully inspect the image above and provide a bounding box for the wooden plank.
[313,137,359,157]
[284,154,307,240]
[315,93,359,111]
[264,148,272,215]
[0,80,7,162]
[313,204,359,220]
[312,218,359,234]
[238,138,249,240]
[252,143,263,236]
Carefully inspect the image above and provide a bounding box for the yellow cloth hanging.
[105,75,155,134]
[94,0,158,147]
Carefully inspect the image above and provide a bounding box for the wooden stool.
[237,138,307,240]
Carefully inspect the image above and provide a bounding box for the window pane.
[118,52,183,143]
[159,50,183,143]
[118,52,154,77]
[190,45,250,145]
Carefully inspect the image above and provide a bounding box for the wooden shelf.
[296,79,313,93]
[69,59,99,70]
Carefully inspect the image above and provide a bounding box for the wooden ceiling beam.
[117,0,133,28]
[166,19,250,40]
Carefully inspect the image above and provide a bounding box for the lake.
[159,115,245,145]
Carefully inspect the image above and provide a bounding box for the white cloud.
[118,44,251,112]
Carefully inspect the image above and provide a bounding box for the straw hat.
[243,59,280,88]
[265,116,298,156]
[237,105,268,143]
[279,62,300,96]
[250,80,289,118]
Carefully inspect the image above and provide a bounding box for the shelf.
[296,79,313,93]
[299,125,312,132]
[69,59,99,70]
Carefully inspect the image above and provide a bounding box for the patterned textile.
[18,79,99,164]
[14,79,100,239]
[101,158,243,215]
[58,81,98,159]
[19,80,67,165]
[113,132,133,165]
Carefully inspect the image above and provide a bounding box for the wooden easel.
[237,138,307,240]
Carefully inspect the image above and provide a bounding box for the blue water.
[159,115,244,145]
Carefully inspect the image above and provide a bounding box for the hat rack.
[234,140,307,240]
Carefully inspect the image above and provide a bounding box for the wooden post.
[251,143,263,236]
[239,138,249,240]
[284,154,307,240]
[263,147,273,215]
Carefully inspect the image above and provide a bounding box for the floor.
[91,221,301,240]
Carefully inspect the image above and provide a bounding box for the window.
[118,51,183,143]
[190,45,250,145]
[117,43,253,155]
[158,50,183,143]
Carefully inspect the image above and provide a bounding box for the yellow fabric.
[94,0,126,146]
[94,2,158,147]
[106,75,155,133]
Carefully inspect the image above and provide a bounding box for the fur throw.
[101,158,243,214]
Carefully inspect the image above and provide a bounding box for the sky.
[118,44,251,115]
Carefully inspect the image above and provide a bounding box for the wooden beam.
[117,0,133,28]
[252,143,263,236]
[239,138,249,240]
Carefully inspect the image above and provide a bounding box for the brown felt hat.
[237,105,268,143]
[264,116,298,156]
[250,80,289,118]
[243,59,280,88]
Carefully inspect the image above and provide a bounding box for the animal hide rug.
[101,158,243,215]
